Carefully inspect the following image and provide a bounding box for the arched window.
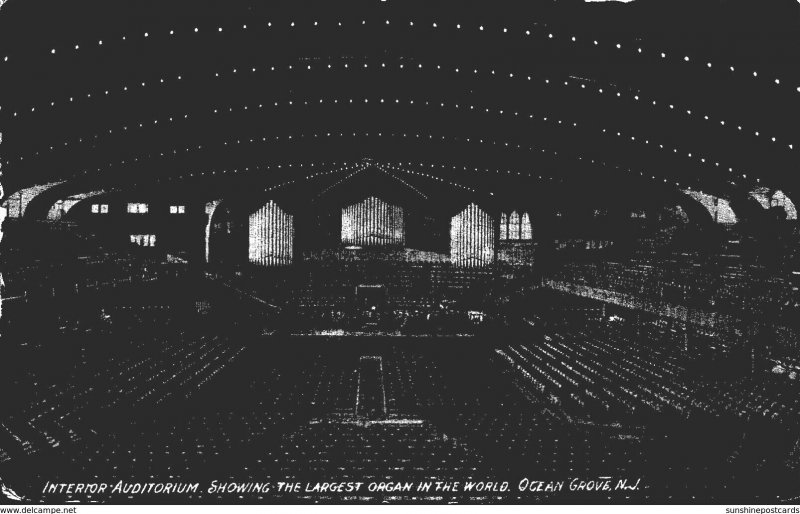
[521,212,532,240]
[127,202,148,214]
[499,210,533,240]
[508,211,521,240]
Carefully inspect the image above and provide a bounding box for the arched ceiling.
[1,0,799,207]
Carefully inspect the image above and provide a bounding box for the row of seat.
[496,311,800,427]
[549,259,799,318]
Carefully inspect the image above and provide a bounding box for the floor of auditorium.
[1,284,799,503]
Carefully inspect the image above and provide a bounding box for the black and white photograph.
[1,0,800,508]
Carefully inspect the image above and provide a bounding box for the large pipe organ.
[248,200,294,266]
[341,196,405,246]
[450,203,494,267]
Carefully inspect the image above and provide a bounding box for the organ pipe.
[248,200,294,266]
[341,196,405,246]
[450,203,494,268]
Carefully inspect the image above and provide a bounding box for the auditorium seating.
[493,301,800,428]
[1,218,189,304]
[1,220,118,266]
[3,310,793,503]
[2,225,797,502]
[296,255,495,299]
[548,257,800,321]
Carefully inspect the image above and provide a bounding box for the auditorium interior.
[2,0,800,504]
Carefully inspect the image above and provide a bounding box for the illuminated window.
[91,203,109,214]
[100,204,108,213]
[500,211,533,240]
[91,204,99,213]
[508,211,521,240]
[130,234,156,247]
[521,212,532,239]
[127,202,148,214]
[170,205,186,214]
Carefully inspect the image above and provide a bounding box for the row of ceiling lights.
[3,59,791,154]
[373,164,429,200]
[158,161,355,185]
[5,96,751,189]
[377,162,479,195]
[312,164,369,198]
[36,158,754,220]
[2,17,795,97]
[97,131,587,173]
[14,125,675,196]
